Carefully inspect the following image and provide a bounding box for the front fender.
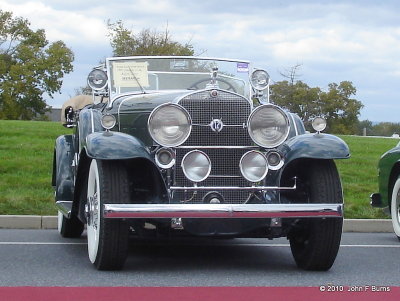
[85,131,151,160]
[54,135,75,202]
[283,133,350,164]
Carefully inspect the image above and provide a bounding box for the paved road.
[0,229,399,287]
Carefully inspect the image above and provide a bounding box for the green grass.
[0,120,398,218]
[0,120,70,215]
[336,135,398,219]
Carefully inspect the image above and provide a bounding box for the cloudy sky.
[1,0,399,122]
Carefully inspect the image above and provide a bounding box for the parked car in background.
[53,56,350,270]
[371,142,400,240]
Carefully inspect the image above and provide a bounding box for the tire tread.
[290,160,343,271]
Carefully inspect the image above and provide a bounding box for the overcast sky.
[1,0,399,122]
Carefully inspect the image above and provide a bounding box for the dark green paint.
[377,146,400,208]
[54,135,75,202]
[283,133,350,164]
[85,131,152,160]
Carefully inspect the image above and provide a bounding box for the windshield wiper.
[128,67,146,94]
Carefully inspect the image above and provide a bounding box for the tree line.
[0,11,395,136]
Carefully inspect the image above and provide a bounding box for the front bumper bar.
[103,203,343,219]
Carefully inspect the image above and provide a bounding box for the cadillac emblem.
[210,119,224,133]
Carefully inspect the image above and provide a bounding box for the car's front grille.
[174,148,252,204]
[173,90,254,204]
[179,90,252,146]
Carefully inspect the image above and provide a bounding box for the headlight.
[312,117,327,132]
[240,151,268,182]
[250,69,270,90]
[87,69,108,91]
[148,104,192,147]
[101,114,116,130]
[248,104,290,148]
[181,150,211,183]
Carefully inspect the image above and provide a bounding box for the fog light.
[155,148,175,169]
[312,117,327,133]
[181,150,211,182]
[266,151,284,171]
[240,151,268,182]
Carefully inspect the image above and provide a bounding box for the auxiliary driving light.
[181,150,211,183]
[312,117,327,133]
[155,148,175,169]
[101,114,116,130]
[240,150,268,182]
[266,151,284,171]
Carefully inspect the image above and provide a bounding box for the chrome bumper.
[103,203,343,219]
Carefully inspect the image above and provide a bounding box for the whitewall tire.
[390,177,400,239]
[85,159,130,270]
[86,159,101,263]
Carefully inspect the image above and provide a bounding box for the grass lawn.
[0,120,398,218]
[0,120,70,215]
[336,135,398,218]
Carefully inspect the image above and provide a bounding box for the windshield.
[106,57,252,100]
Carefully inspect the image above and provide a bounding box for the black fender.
[84,131,151,160]
[53,135,75,202]
[283,133,350,164]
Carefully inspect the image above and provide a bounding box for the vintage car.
[371,143,400,240]
[53,56,350,271]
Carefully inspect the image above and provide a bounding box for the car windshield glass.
[107,57,251,99]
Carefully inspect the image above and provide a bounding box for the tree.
[270,67,363,134]
[320,81,363,134]
[270,80,322,129]
[107,20,194,56]
[0,10,73,120]
[357,119,374,136]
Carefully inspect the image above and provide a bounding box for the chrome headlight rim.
[155,147,176,169]
[148,103,192,147]
[101,114,116,130]
[250,69,270,91]
[247,104,290,148]
[87,68,108,91]
[239,150,268,183]
[181,150,211,183]
[312,116,327,133]
[266,150,284,171]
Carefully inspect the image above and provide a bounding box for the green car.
[53,56,350,271]
[371,142,400,240]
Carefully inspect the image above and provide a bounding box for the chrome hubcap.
[86,192,99,229]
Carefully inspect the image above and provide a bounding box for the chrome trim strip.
[177,87,253,107]
[90,110,95,134]
[192,123,246,128]
[107,56,251,64]
[55,201,73,219]
[169,183,296,191]
[103,203,343,219]
[208,175,241,178]
[289,113,299,136]
[176,146,258,149]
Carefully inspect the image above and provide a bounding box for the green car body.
[371,144,400,209]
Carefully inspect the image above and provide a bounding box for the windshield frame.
[105,56,253,105]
